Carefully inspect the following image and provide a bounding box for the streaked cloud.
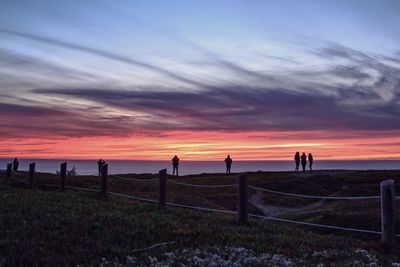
[0,28,207,88]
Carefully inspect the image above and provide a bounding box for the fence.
[2,161,400,251]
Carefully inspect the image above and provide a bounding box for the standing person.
[301,152,307,173]
[294,152,300,171]
[224,155,233,175]
[308,153,314,172]
[172,155,180,176]
[12,157,19,172]
[97,159,104,176]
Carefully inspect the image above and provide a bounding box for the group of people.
[171,153,314,176]
[294,152,314,173]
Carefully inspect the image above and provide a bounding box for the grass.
[0,170,399,266]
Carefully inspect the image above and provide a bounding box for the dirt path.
[249,190,327,217]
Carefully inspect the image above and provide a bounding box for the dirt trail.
[249,190,327,217]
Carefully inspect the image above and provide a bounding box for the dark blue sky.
[0,0,400,160]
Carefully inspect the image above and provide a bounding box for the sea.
[0,159,399,176]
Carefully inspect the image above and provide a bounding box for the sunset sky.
[1,0,400,160]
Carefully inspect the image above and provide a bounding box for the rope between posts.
[46,184,159,203]
[108,191,159,203]
[167,179,237,188]
[248,214,382,235]
[45,184,400,237]
[165,202,237,214]
[109,174,158,182]
[248,185,381,200]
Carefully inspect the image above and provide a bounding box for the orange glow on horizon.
[2,130,400,161]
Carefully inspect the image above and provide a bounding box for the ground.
[0,170,399,266]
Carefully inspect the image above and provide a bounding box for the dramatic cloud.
[0,38,398,138]
[25,41,399,135]
[33,82,400,133]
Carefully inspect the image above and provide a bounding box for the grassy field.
[0,170,400,266]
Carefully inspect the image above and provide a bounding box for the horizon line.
[1,157,400,162]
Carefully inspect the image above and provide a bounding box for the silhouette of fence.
[2,161,400,250]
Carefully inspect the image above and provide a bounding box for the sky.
[1,0,400,160]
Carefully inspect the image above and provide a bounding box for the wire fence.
[5,162,399,241]
[160,178,386,200]
[8,169,400,202]
[66,177,400,200]
[5,165,400,201]
[166,178,385,200]
[45,184,399,237]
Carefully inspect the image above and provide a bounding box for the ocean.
[0,159,399,176]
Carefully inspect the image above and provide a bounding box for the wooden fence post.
[60,162,67,190]
[28,162,35,189]
[159,169,167,207]
[100,164,108,196]
[238,174,248,224]
[6,163,12,178]
[381,179,395,251]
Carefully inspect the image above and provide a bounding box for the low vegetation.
[0,170,399,266]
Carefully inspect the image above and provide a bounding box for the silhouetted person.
[308,153,314,172]
[301,152,307,173]
[294,152,300,171]
[97,159,104,176]
[224,155,233,175]
[172,155,180,176]
[13,158,19,172]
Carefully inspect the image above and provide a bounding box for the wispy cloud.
[0,28,208,87]
[0,48,97,83]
